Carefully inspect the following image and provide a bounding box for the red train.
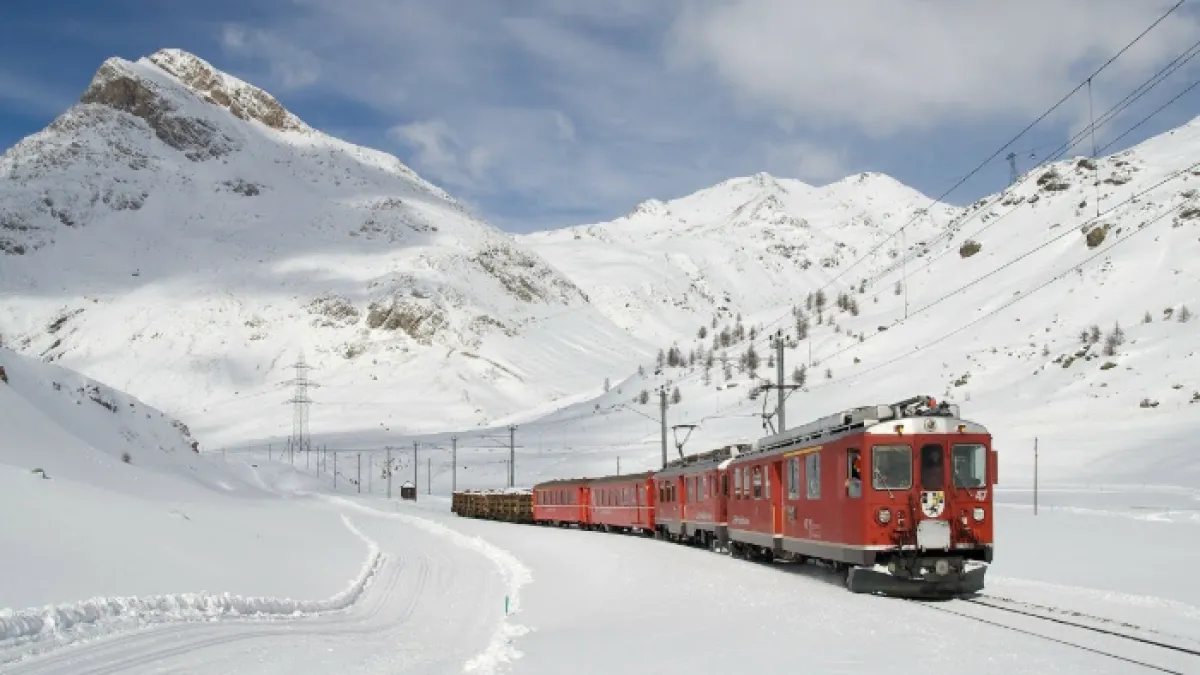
[521,395,996,598]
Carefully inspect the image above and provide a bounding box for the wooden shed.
[400,481,417,501]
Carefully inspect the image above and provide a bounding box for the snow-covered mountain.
[507,119,1200,487]
[518,170,961,345]
[0,49,648,445]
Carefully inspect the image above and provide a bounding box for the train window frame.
[846,448,862,498]
[805,453,821,499]
[787,457,800,499]
[951,443,988,488]
[871,444,914,491]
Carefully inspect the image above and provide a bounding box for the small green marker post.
[505,595,509,616]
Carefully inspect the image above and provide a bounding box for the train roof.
[532,477,593,488]
[655,443,752,478]
[735,395,988,461]
[586,470,654,485]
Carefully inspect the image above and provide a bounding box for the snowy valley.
[2,42,1200,675]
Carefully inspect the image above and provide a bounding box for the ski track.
[323,496,534,674]
[0,499,529,675]
[0,514,382,666]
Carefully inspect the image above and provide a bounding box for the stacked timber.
[451,488,533,523]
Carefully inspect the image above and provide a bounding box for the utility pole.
[1006,151,1018,185]
[451,435,458,493]
[333,450,337,489]
[1034,437,1039,516]
[413,441,419,501]
[367,455,372,493]
[357,453,361,494]
[659,387,669,469]
[508,425,518,488]
[774,330,786,431]
[386,446,392,499]
[617,456,621,475]
[427,456,431,494]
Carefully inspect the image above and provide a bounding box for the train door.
[917,441,951,548]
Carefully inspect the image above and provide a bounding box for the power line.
[870,43,1200,292]
[673,0,1190,372]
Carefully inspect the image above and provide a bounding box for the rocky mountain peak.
[145,49,308,133]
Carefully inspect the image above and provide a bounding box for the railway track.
[910,594,1200,674]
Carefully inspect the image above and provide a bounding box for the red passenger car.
[726,395,996,596]
[587,471,656,533]
[653,444,750,549]
[532,478,590,526]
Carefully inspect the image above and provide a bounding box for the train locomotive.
[488,395,997,598]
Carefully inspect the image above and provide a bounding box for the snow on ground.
[6,401,1200,674]
[0,348,368,648]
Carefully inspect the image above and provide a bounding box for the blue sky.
[3,0,1200,233]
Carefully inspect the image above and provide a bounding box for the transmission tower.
[1006,151,1018,185]
[282,352,320,461]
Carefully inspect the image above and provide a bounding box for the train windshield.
[952,444,988,488]
[871,445,913,490]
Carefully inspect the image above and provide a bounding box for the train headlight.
[973,507,985,522]
[876,507,891,524]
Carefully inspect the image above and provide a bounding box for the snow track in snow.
[0,514,383,665]
[325,496,533,674]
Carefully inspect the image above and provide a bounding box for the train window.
[952,444,987,488]
[752,466,762,499]
[722,473,728,497]
[805,454,821,499]
[787,458,800,499]
[872,445,913,490]
[743,465,751,498]
[733,468,742,498]
[846,449,862,498]
[920,444,945,491]
[764,465,770,499]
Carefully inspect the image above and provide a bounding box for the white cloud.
[213,0,1200,231]
[665,0,1200,136]
[761,140,849,183]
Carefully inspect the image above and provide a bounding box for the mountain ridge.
[0,48,649,444]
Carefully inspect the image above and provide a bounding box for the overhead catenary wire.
[595,2,1194,412]
[217,2,1196,469]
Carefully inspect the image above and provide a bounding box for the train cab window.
[752,466,762,499]
[846,449,862,498]
[920,444,945,491]
[805,454,821,499]
[872,445,913,490]
[952,444,988,488]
